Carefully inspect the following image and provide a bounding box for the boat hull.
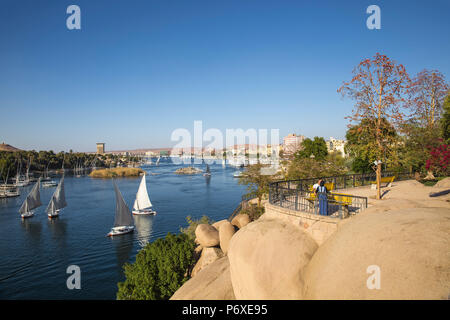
[48,209,61,218]
[107,226,135,237]
[132,208,156,215]
[21,211,34,219]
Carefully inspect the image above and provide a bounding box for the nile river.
[0,159,246,299]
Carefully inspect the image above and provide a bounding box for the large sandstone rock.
[303,207,450,299]
[171,257,235,300]
[219,221,236,254]
[195,224,219,247]
[212,219,229,230]
[192,247,224,277]
[433,177,450,189]
[231,214,250,229]
[228,217,318,299]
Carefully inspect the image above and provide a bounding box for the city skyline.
[1,0,449,152]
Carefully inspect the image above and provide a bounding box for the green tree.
[345,118,397,173]
[117,233,195,300]
[441,94,450,144]
[238,163,275,207]
[295,137,328,160]
[287,155,348,180]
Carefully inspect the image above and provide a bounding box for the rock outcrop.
[212,219,229,230]
[433,177,450,188]
[303,207,450,299]
[195,224,220,247]
[175,167,203,175]
[228,216,318,299]
[171,257,235,300]
[231,214,250,229]
[218,221,236,254]
[192,247,224,277]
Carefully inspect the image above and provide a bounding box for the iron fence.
[269,172,413,218]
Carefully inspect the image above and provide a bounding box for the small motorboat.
[233,171,243,178]
[107,225,135,237]
[42,180,57,188]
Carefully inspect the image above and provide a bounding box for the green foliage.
[238,164,275,207]
[397,120,442,173]
[117,232,196,300]
[345,118,398,173]
[180,215,214,241]
[0,150,142,180]
[287,153,348,180]
[240,203,265,221]
[294,137,328,160]
[441,94,450,144]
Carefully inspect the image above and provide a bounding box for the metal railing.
[269,172,414,218]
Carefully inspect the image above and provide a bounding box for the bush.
[180,215,214,241]
[240,203,265,221]
[117,232,196,300]
[89,167,144,178]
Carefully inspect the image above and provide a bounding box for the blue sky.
[1,0,449,152]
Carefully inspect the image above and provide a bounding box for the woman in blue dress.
[315,180,328,216]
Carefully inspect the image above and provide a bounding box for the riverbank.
[89,167,144,178]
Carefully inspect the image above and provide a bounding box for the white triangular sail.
[133,174,152,210]
[113,180,134,227]
[19,180,42,214]
[46,176,67,215]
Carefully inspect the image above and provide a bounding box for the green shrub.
[180,215,214,241]
[240,204,265,221]
[117,232,195,300]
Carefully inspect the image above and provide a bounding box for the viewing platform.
[266,172,414,245]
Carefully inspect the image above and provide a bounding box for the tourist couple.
[313,179,328,216]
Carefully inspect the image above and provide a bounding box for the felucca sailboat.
[107,180,135,236]
[19,179,42,218]
[132,174,156,215]
[46,176,67,218]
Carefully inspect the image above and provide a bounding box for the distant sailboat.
[19,179,42,218]
[46,176,67,218]
[203,164,211,176]
[132,174,156,215]
[107,181,135,236]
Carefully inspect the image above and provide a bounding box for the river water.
[0,159,246,299]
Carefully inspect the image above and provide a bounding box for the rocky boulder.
[303,207,450,299]
[195,224,219,247]
[192,247,224,277]
[212,219,229,230]
[231,214,250,229]
[171,257,235,300]
[219,221,236,254]
[228,216,318,299]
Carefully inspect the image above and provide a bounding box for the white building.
[326,137,347,157]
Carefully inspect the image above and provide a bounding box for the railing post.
[295,189,298,211]
[280,188,283,207]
